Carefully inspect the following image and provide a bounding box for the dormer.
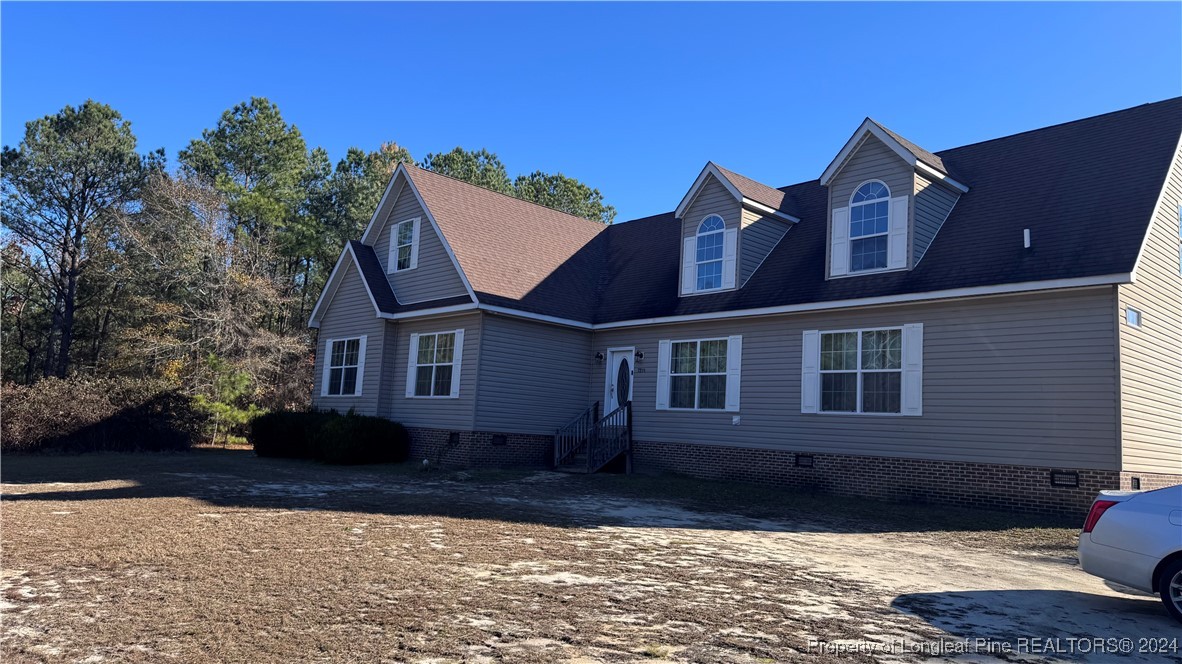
[675,162,799,296]
[820,120,968,278]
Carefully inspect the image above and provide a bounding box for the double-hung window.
[322,336,366,396]
[656,335,742,412]
[695,216,725,291]
[671,339,728,409]
[681,215,736,294]
[849,182,890,272]
[802,325,923,416]
[406,330,464,398]
[388,217,419,273]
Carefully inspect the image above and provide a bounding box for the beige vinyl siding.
[474,314,593,435]
[589,288,1120,469]
[1118,144,1182,475]
[388,312,481,431]
[739,207,790,285]
[373,185,469,304]
[311,262,387,415]
[913,172,960,264]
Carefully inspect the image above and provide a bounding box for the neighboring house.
[309,99,1182,514]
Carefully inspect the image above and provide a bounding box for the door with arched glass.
[604,348,634,413]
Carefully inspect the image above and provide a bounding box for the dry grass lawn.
[4,450,1140,663]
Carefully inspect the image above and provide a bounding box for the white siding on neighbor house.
[311,262,387,416]
[387,312,481,431]
[474,314,594,435]
[372,184,469,304]
[913,172,960,264]
[828,134,916,275]
[1118,144,1182,475]
[589,288,1121,470]
[739,207,791,286]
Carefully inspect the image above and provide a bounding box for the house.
[308,98,1182,515]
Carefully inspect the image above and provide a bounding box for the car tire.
[1158,558,1182,624]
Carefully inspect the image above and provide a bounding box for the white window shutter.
[409,218,421,270]
[725,335,742,412]
[830,207,850,277]
[888,196,909,269]
[354,336,367,396]
[405,333,420,397]
[320,338,334,396]
[801,330,820,413]
[449,329,464,398]
[721,228,738,289]
[681,237,695,295]
[655,339,672,410]
[387,227,398,273]
[902,323,923,416]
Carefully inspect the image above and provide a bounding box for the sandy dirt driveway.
[2,451,1177,663]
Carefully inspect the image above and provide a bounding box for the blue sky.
[3,2,1179,222]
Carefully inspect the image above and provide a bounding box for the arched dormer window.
[849,181,890,272]
[695,215,725,290]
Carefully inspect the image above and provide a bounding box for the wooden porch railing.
[585,401,631,474]
[554,401,598,467]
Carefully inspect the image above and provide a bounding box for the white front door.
[604,348,634,413]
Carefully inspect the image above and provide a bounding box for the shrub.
[248,411,338,459]
[315,414,410,465]
[1,377,204,453]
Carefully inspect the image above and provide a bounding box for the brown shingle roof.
[406,167,606,305]
[711,163,797,216]
[871,120,952,177]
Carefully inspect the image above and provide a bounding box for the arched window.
[695,215,725,290]
[849,181,890,272]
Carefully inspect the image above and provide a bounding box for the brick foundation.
[629,440,1165,518]
[1121,471,1182,491]
[407,428,552,469]
[405,428,1180,517]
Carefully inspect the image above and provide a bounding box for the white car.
[1078,485,1182,623]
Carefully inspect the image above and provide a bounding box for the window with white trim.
[849,182,890,272]
[656,335,742,412]
[801,325,923,416]
[323,337,365,396]
[1126,307,1143,328]
[671,338,727,409]
[388,217,419,273]
[408,330,463,398]
[695,215,725,291]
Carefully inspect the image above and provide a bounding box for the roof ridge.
[935,96,1182,156]
[408,164,611,232]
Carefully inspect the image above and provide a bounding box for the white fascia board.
[477,304,593,329]
[742,198,799,223]
[591,274,1132,330]
[820,120,910,185]
[308,243,383,329]
[675,162,743,219]
[915,161,969,194]
[377,302,479,321]
[1129,131,1182,282]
